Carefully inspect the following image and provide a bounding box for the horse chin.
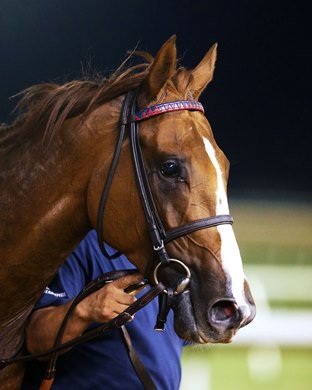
[173,291,237,345]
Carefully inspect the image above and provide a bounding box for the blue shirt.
[22,231,183,390]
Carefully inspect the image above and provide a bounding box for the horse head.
[87,36,255,344]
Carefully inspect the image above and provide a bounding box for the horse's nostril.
[208,298,255,335]
[210,300,239,323]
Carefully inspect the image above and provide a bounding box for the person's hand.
[75,273,144,323]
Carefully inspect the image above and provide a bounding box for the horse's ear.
[138,35,177,108]
[190,43,218,99]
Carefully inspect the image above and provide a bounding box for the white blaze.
[203,137,250,313]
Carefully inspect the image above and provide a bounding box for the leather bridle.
[96,91,233,301]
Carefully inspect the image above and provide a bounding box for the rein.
[0,271,165,365]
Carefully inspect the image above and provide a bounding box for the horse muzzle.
[172,285,256,344]
[151,257,256,342]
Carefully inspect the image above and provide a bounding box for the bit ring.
[153,258,191,295]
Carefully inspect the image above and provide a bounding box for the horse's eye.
[160,161,180,177]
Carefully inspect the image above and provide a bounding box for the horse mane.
[0,51,193,155]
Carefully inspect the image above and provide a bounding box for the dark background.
[1,0,311,198]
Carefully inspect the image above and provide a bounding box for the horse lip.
[183,324,237,345]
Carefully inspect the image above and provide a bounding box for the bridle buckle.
[153,240,164,252]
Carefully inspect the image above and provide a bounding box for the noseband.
[96,91,233,329]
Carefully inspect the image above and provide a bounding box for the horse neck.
[0,102,120,328]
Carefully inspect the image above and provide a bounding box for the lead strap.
[121,326,157,390]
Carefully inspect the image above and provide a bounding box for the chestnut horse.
[0,36,255,388]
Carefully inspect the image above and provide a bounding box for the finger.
[97,283,134,304]
[112,310,135,322]
[112,290,136,306]
[112,273,144,290]
[102,303,135,322]
[124,280,147,296]
[95,283,136,306]
[112,302,134,315]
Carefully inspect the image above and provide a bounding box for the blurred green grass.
[182,346,312,390]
